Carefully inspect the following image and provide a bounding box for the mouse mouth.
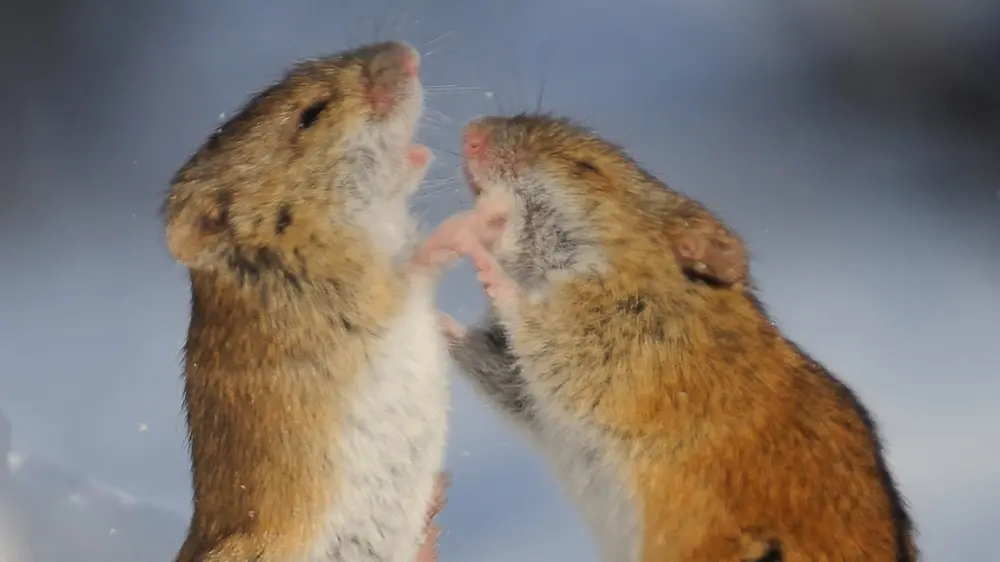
[462,160,484,197]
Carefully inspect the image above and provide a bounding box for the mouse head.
[460,113,748,290]
[163,41,428,280]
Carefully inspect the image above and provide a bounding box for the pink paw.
[437,313,467,343]
[394,144,434,197]
[407,244,457,275]
[408,211,478,274]
[470,250,518,305]
[413,205,519,308]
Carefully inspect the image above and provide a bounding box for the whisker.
[392,7,410,35]
[536,71,548,113]
[414,187,463,203]
[421,174,459,185]
[425,85,482,91]
[426,90,480,98]
[419,176,457,187]
[418,185,459,197]
[425,30,457,48]
[419,174,459,187]
[415,181,459,196]
[421,118,457,132]
[424,108,456,125]
[425,87,483,99]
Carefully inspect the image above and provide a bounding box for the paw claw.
[407,144,433,170]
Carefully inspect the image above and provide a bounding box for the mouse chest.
[534,414,641,562]
[313,291,449,562]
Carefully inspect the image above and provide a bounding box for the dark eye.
[299,99,329,129]
[575,159,600,175]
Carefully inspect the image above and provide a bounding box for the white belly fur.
[532,413,641,562]
[313,283,449,562]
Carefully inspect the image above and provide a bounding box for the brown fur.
[163,42,446,561]
[446,114,918,562]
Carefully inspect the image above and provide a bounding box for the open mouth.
[461,160,483,197]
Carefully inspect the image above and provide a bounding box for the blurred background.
[0,0,997,560]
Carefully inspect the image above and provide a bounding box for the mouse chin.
[369,110,423,180]
[375,81,423,140]
[461,162,485,197]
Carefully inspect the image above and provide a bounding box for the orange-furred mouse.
[439,113,918,562]
[163,41,453,562]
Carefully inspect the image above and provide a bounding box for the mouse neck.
[184,258,404,366]
[678,287,805,382]
[183,270,346,379]
[185,266,349,350]
[189,266,314,312]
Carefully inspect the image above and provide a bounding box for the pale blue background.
[0,1,998,560]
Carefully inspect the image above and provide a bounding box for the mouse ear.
[164,190,232,270]
[674,220,748,287]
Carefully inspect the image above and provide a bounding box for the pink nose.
[463,129,489,158]
[401,49,420,77]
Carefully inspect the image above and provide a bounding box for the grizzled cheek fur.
[498,186,579,289]
[336,135,406,205]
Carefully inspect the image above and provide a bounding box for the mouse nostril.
[463,130,489,159]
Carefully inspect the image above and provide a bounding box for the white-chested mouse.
[435,114,918,562]
[162,41,455,562]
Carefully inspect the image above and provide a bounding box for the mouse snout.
[462,127,490,159]
[400,49,420,77]
[462,122,500,197]
[368,42,420,117]
[369,41,420,76]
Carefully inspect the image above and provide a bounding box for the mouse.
[435,113,919,562]
[162,41,455,562]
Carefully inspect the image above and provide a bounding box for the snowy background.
[1,0,998,560]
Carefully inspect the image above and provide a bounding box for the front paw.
[437,312,468,344]
[470,250,519,309]
[395,144,434,196]
[406,211,479,277]
[415,471,450,562]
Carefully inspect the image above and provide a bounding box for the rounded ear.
[674,220,748,287]
[164,191,231,270]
